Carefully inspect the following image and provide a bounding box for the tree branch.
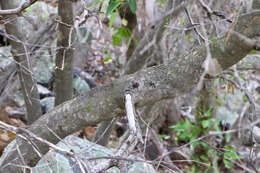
[0,0,38,15]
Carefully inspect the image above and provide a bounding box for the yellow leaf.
[121,18,128,26]
[8,132,16,139]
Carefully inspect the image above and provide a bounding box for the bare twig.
[0,121,92,172]
[152,1,187,25]
[218,72,256,116]
[150,130,183,173]
[0,0,38,15]
[92,93,145,172]
[184,7,206,43]
[125,93,143,143]
[209,118,260,135]
[197,0,232,23]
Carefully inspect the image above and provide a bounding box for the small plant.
[222,145,243,169]
[172,107,242,172]
[112,27,132,46]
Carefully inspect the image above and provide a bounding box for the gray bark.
[92,3,140,146]
[54,0,75,106]
[92,118,116,146]
[93,0,178,146]
[0,0,42,124]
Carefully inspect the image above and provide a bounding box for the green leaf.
[215,124,222,133]
[205,108,214,117]
[191,141,200,148]
[104,56,112,62]
[213,166,220,173]
[178,132,192,141]
[106,0,121,16]
[202,120,211,128]
[223,145,244,160]
[116,27,132,38]
[88,0,100,8]
[240,73,246,80]
[180,18,184,25]
[223,159,232,168]
[128,0,136,13]
[159,134,170,140]
[224,152,237,160]
[24,5,33,13]
[112,27,132,46]
[216,100,222,106]
[187,166,196,173]
[191,125,201,137]
[200,155,208,161]
[186,34,192,41]
[201,142,208,148]
[210,37,217,42]
[242,95,248,102]
[109,11,118,28]
[156,0,166,5]
[224,145,234,151]
[225,133,231,143]
[249,49,256,54]
[207,149,215,156]
[112,35,122,46]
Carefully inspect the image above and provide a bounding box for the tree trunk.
[54,0,75,106]
[0,0,42,124]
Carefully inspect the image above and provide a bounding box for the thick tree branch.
[0,9,260,173]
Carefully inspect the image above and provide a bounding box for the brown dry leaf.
[0,131,14,156]
[0,132,10,142]
[82,126,96,140]
[0,108,12,124]
[9,118,25,127]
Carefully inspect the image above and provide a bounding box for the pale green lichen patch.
[167,70,177,78]
[85,105,93,113]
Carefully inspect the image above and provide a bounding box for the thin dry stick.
[0,0,38,15]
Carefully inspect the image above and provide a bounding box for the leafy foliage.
[88,0,102,8]
[109,11,118,28]
[172,107,242,172]
[128,0,136,13]
[106,0,121,16]
[112,27,132,46]
[106,0,136,16]
[88,0,135,47]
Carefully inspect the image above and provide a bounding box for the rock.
[32,135,156,173]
